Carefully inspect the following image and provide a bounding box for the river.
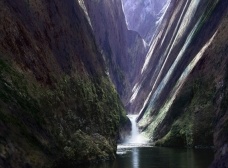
[82,146,214,168]
[83,115,214,168]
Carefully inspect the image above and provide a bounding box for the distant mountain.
[122,0,168,43]
[84,0,148,106]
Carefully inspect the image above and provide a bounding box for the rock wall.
[83,0,148,106]
[0,0,127,167]
[155,7,228,166]
[133,0,228,164]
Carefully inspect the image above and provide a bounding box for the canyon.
[0,0,228,167]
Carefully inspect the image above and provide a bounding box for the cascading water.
[119,115,149,148]
[127,115,141,144]
[117,115,149,156]
[112,0,223,167]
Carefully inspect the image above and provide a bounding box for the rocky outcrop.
[0,0,127,167]
[122,0,168,43]
[83,0,148,106]
[133,0,228,160]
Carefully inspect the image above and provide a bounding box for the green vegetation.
[0,58,127,167]
[155,111,193,147]
[155,76,214,148]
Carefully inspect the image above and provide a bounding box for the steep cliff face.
[122,0,228,165]
[122,0,168,43]
[154,9,228,166]
[83,0,148,106]
[133,0,228,165]
[0,0,127,167]
[154,7,228,147]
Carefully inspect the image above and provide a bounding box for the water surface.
[83,115,214,168]
[84,146,214,168]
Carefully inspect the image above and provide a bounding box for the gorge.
[0,0,228,167]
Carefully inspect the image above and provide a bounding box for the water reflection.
[132,148,139,168]
[82,147,214,168]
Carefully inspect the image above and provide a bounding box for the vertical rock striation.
[133,0,228,162]
[123,0,228,165]
[83,0,148,107]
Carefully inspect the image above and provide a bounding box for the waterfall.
[125,115,149,146]
[128,115,140,143]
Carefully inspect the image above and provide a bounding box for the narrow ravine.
[1,0,228,167]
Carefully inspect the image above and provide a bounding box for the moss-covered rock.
[0,0,128,167]
[0,58,127,167]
